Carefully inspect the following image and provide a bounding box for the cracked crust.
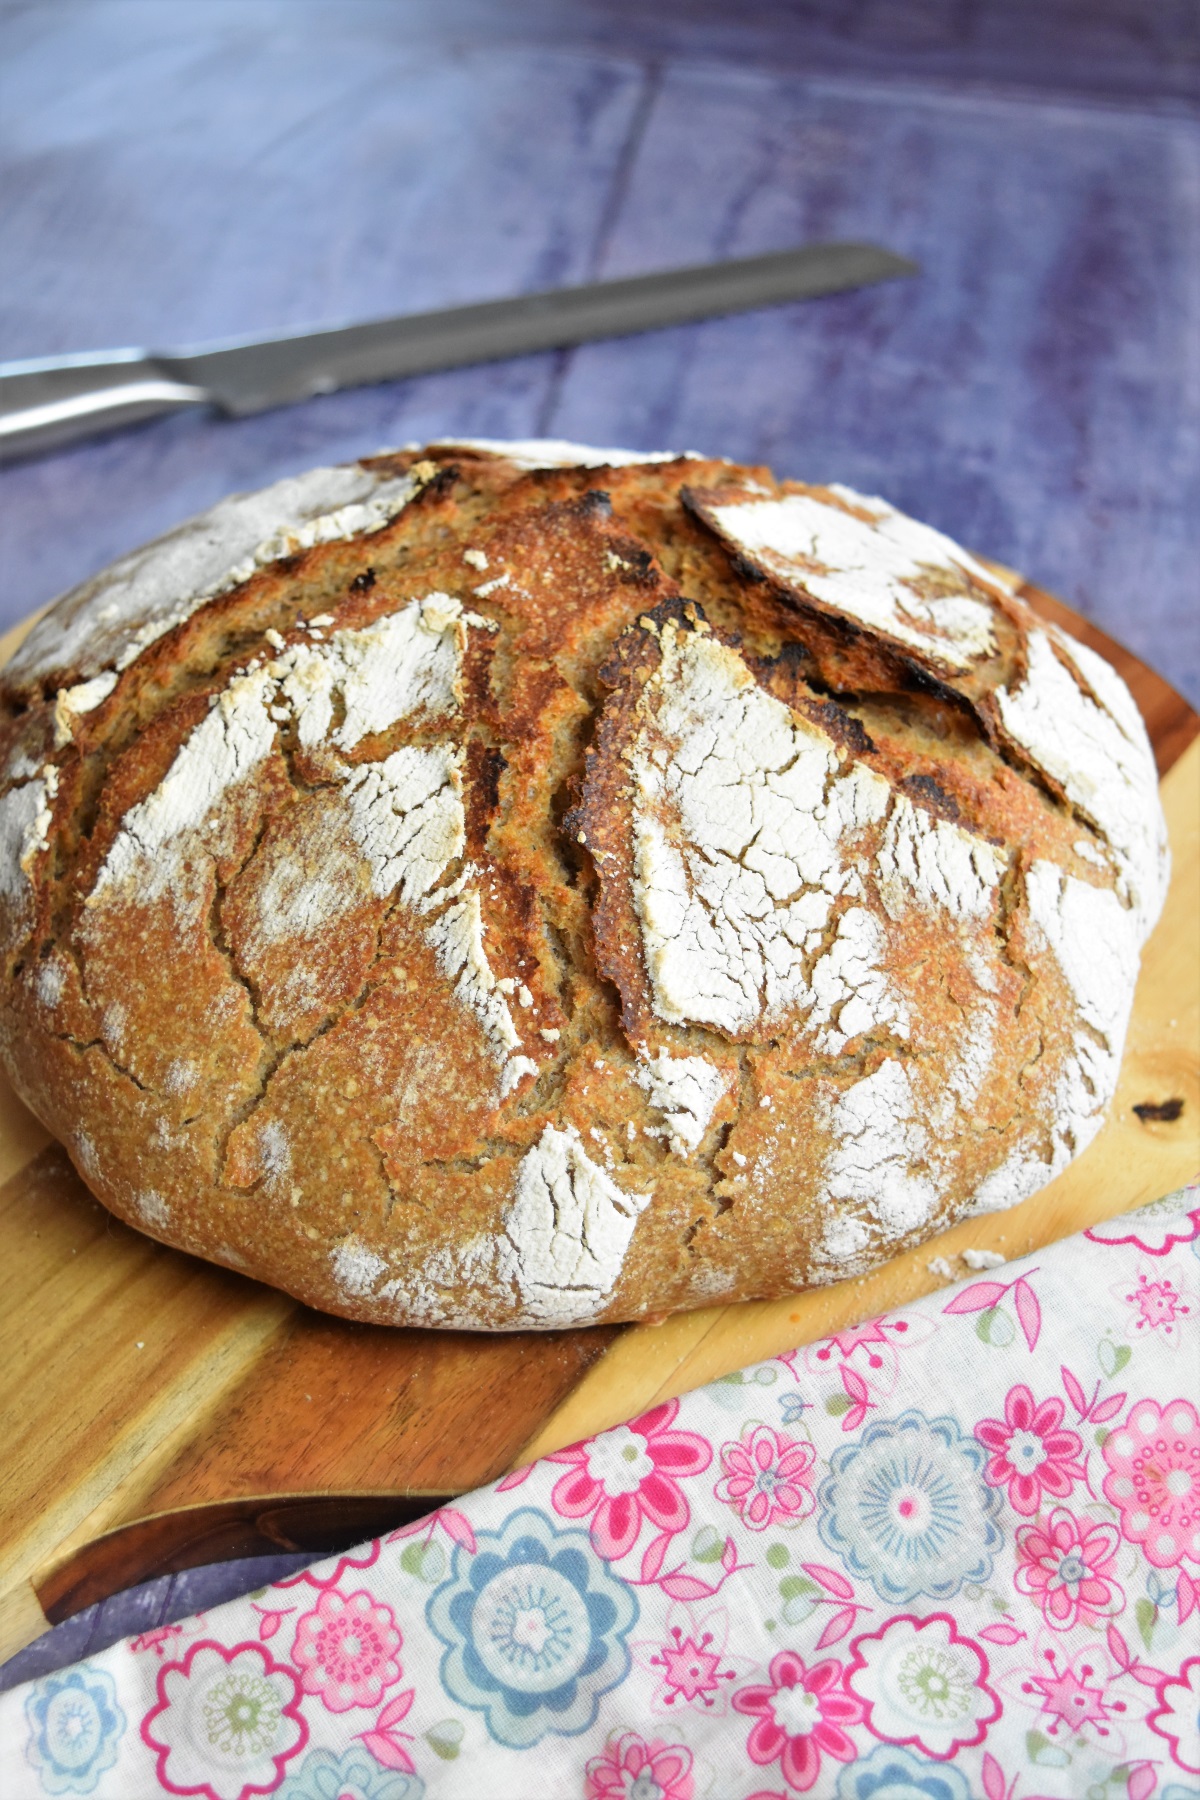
[0,445,1169,1329]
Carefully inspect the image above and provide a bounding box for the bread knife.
[0,243,916,463]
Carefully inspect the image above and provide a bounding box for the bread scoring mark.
[498,1123,650,1324]
[632,1049,730,1156]
[86,594,534,1094]
[628,622,905,1042]
[816,1059,939,1270]
[10,462,420,692]
[995,626,1168,933]
[88,667,278,906]
[702,485,998,672]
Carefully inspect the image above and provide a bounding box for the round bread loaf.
[0,441,1169,1328]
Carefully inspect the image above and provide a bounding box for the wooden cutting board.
[1,580,1196,1662]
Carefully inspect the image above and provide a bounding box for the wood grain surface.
[0,586,1196,1663]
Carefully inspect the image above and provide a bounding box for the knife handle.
[0,352,209,463]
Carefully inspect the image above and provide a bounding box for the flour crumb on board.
[927,1255,955,1280]
[962,1247,1007,1270]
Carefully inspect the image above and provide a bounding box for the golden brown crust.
[0,445,1168,1328]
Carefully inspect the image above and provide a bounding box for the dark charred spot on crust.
[464,743,506,856]
[550,488,614,524]
[730,552,768,585]
[595,596,700,690]
[1132,1097,1184,1123]
[611,545,659,587]
[410,463,461,506]
[801,698,876,757]
[899,772,963,823]
[350,569,376,592]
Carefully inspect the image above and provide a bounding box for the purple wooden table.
[2,0,1198,1689]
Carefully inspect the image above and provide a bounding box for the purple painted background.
[1,0,1197,1691]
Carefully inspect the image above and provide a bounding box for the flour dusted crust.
[0,448,1169,1328]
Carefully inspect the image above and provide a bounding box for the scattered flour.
[274,594,470,751]
[330,1235,389,1299]
[498,1125,650,1324]
[35,960,65,1009]
[706,486,999,672]
[630,624,901,1039]
[257,1120,291,1184]
[0,768,59,942]
[1025,858,1141,1170]
[133,1190,171,1230]
[633,1050,730,1155]
[8,462,419,689]
[817,1060,939,1268]
[89,668,277,906]
[966,1145,1052,1215]
[876,797,1005,922]
[996,627,1167,934]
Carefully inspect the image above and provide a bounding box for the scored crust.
[0,445,1169,1328]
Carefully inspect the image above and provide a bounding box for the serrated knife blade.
[0,242,917,463]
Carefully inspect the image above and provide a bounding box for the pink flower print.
[585,1730,695,1800]
[1148,1656,1200,1775]
[141,1638,307,1800]
[276,1540,381,1592]
[715,1425,817,1531]
[1086,1189,1199,1255]
[975,1384,1084,1516]
[1019,1648,1126,1743]
[548,1399,712,1561]
[814,1317,909,1370]
[1102,1397,1200,1569]
[1013,1508,1123,1630]
[1125,1270,1191,1337]
[733,1651,864,1792]
[650,1623,737,1708]
[291,1587,402,1712]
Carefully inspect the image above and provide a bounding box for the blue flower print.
[426,1505,637,1748]
[24,1664,125,1795]
[278,1744,424,1800]
[817,1408,1003,1604]
[836,1742,973,1798]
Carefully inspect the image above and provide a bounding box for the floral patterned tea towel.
[6,1183,1199,1799]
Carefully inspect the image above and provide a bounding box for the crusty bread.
[0,441,1168,1328]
